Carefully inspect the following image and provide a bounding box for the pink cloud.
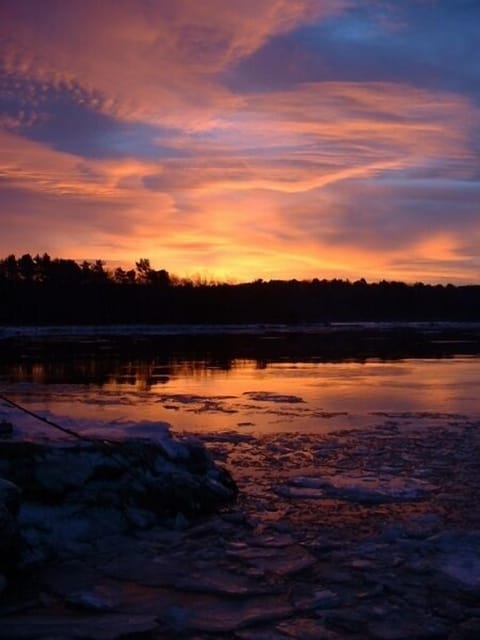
[1,1,479,284]
[1,0,351,127]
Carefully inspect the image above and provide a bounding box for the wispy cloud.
[1,0,479,283]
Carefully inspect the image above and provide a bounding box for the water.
[1,326,480,439]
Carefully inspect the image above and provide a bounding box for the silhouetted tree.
[33,253,52,282]
[90,259,109,283]
[135,258,170,287]
[113,267,136,285]
[3,254,17,281]
[1,252,479,324]
[18,254,35,282]
[50,258,82,285]
[135,258,152,284]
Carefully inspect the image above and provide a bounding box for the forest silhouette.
[1,253,479,324]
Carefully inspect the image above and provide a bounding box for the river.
[1,323,480,439]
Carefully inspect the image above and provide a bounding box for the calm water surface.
[2,349,480,438]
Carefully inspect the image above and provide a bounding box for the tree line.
[1,253,479,324]
[0,253,171,286]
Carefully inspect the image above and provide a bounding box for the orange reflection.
[5,357,480,437]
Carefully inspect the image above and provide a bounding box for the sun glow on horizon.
[1,1,479,285]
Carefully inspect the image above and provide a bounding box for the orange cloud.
[1,1,480,284]
[140,81,475,199]
[2,75,479,283]
[0,0,351,127]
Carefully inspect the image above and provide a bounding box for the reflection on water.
[1,348,480,436]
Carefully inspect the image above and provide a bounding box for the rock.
[0,435,237,567]
[0,478,21,573]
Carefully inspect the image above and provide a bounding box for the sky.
[1,0,479,284]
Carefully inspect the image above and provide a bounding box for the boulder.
[0,434,237,566]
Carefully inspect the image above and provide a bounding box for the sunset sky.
[1,0,479,284]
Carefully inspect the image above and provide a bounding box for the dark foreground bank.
[1,418,480,639]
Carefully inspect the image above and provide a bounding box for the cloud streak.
[1,0,479,283]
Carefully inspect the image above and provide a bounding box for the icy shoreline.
[2,320,480,340]
[1,419,480,639]
[0,427,237,581]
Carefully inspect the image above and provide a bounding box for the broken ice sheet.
[173,568,277,596]
[243,391,305,404]
[275,474,435,504]
[187,595,294,633]
[227,544,316,577]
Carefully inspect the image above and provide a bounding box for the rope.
[0,393,100,443]
[0,393,140,475]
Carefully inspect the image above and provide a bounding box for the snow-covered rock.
[0,434,237,567]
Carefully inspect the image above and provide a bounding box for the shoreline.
[2,320,480,340]
[1,420,480,638]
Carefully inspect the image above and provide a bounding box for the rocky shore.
[1,418,480,639]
